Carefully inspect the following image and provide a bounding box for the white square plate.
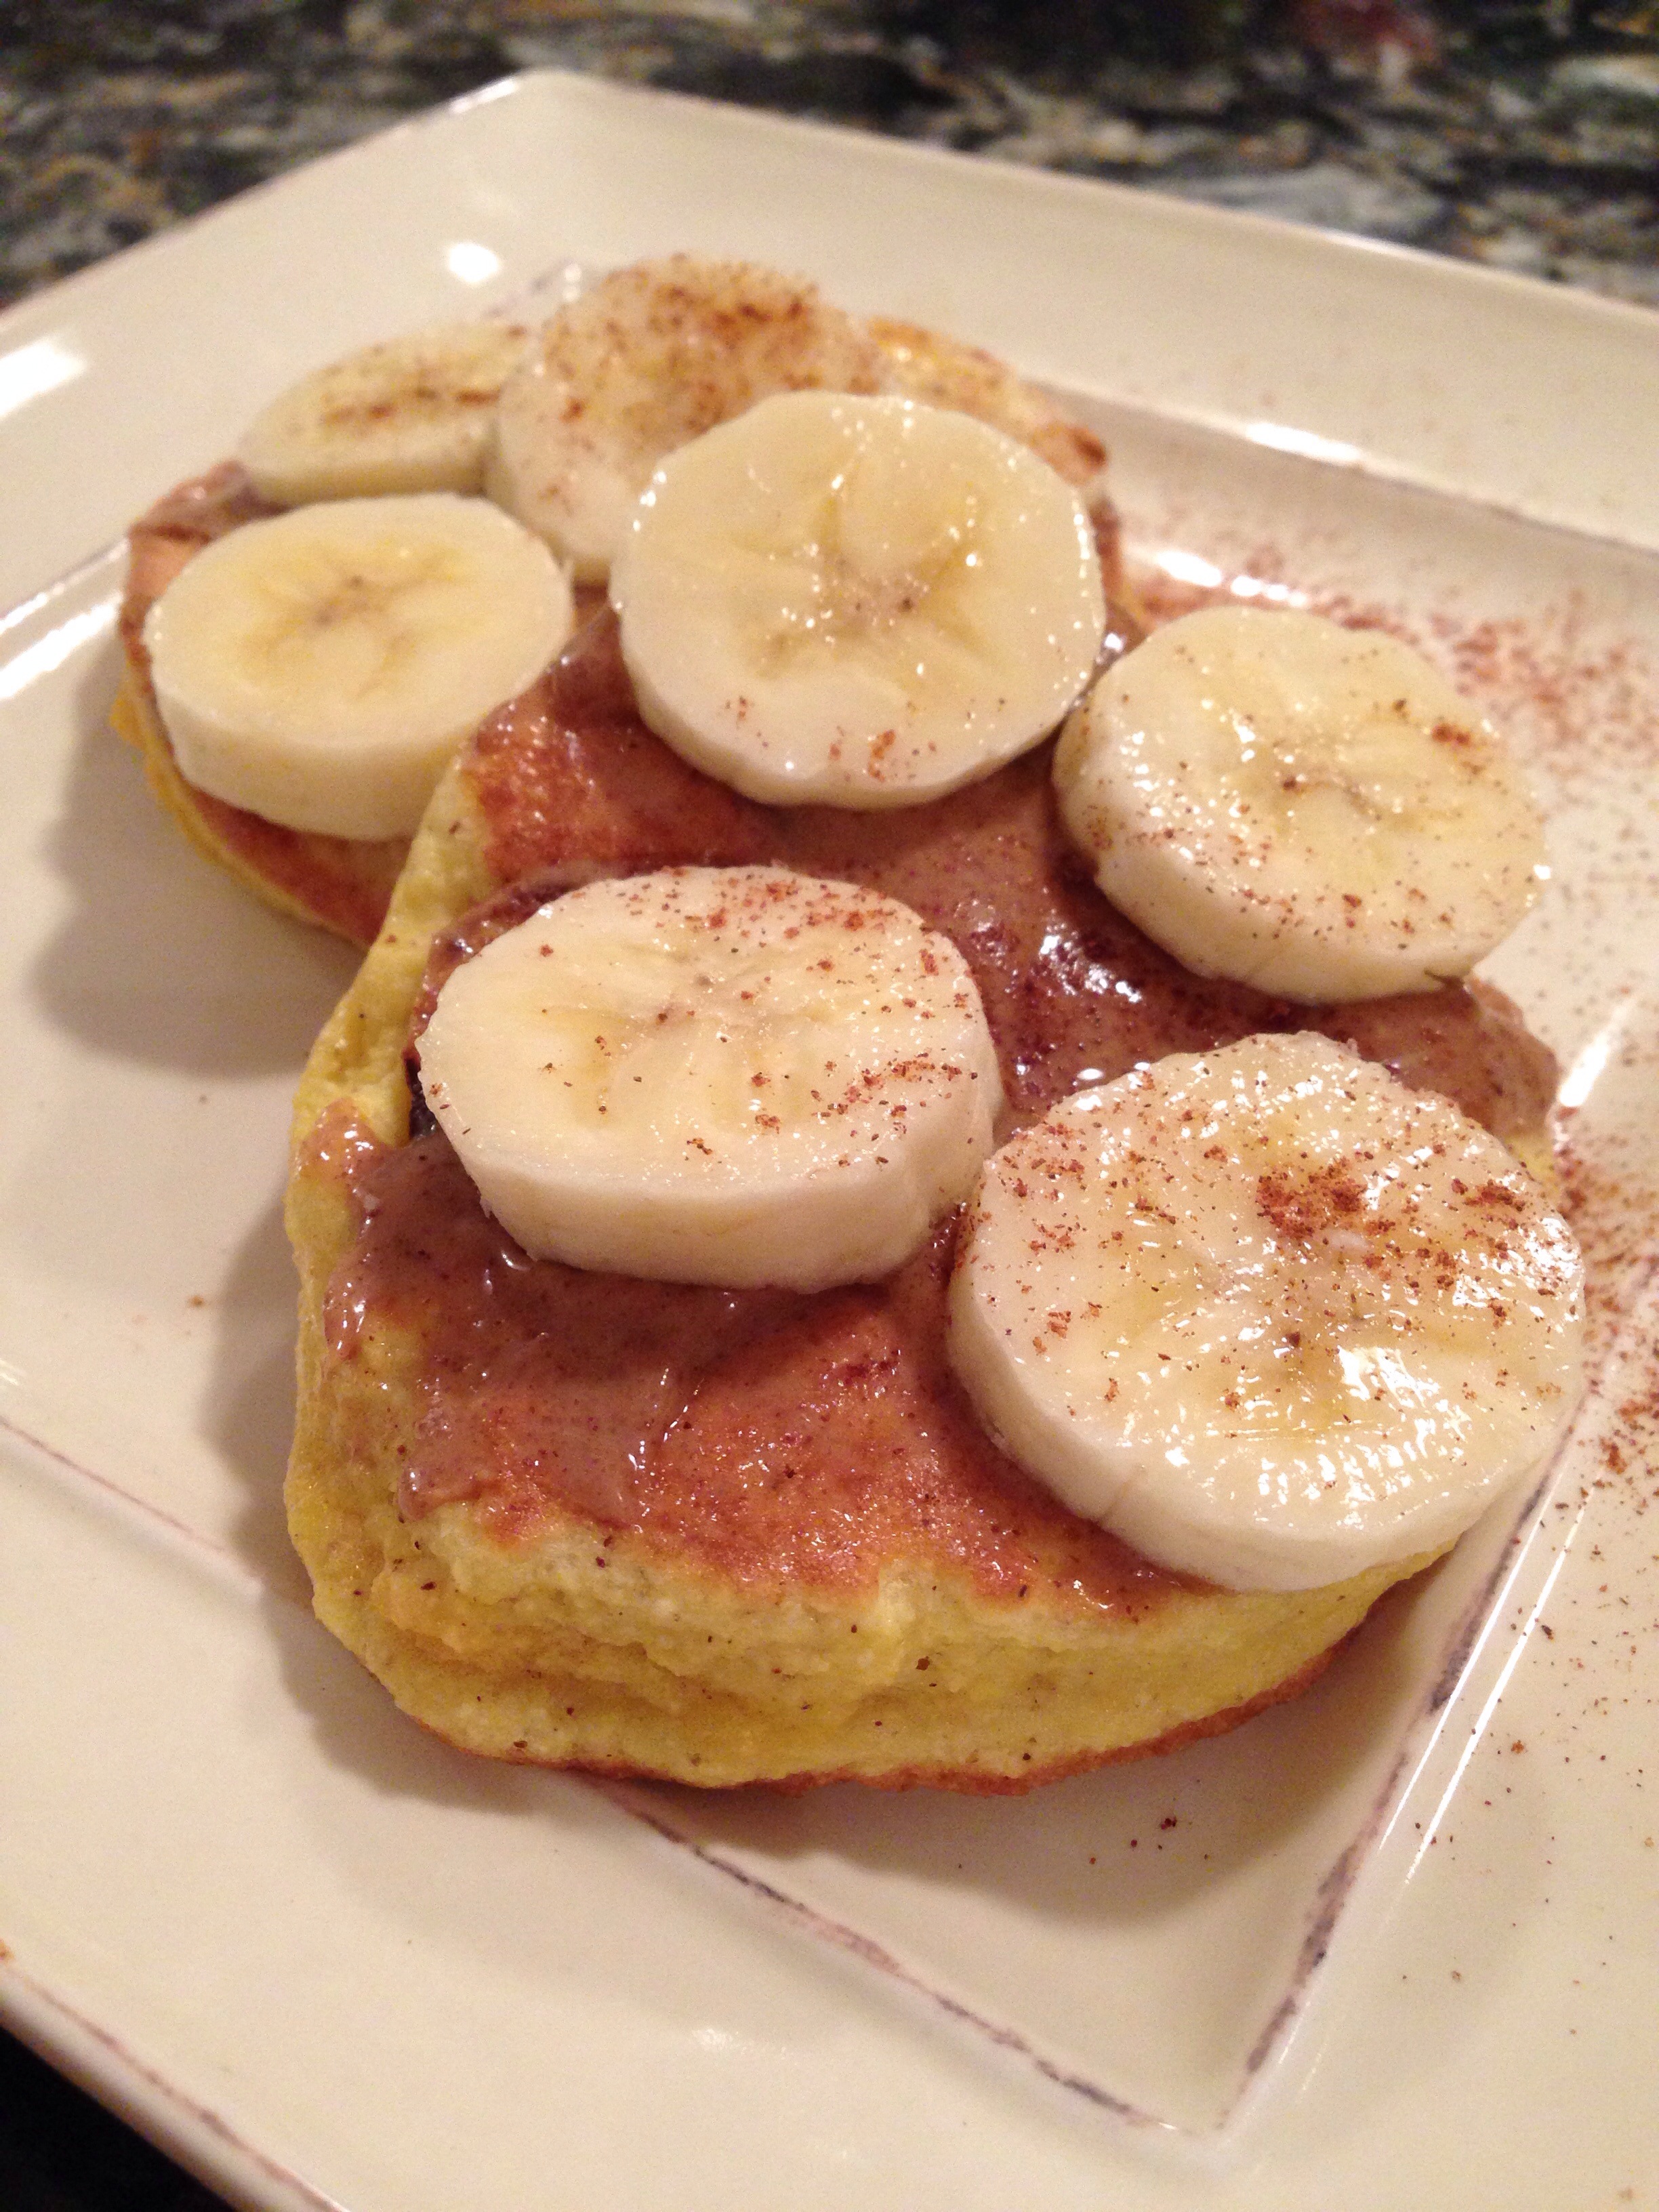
[2,70,1656,2211]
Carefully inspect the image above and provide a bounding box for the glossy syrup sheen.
[313,611,1558,1604]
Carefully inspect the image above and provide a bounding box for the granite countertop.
[3,0,1658,313]
[1,3,1654,2207]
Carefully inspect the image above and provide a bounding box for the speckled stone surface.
[3,1,1657,312]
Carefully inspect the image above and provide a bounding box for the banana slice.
[1054,605,1547,1002]
[949,1031,1584,1592]
[610,390,1107,810]
[485,255,892,583]
[144,493,573,840]
[238,319,535,505]
[417,865,1003,1291]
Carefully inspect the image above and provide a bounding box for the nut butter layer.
[285,611,1558,1790]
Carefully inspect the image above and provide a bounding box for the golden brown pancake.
[283,609,1560,1791]
[113,288,1115,948]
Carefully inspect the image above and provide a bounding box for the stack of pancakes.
[117,275,1561,1791]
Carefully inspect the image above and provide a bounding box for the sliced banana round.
[1054,605,1547,1003]
[487,255,892,584]
[417,865,1004,1291]
[144,493,573,840]
[610,390,1107,811]
[948,1031,1584,1592]
[238,319,535,505]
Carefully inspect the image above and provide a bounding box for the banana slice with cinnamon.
[611,390,1107,809]
[487,255,891,583]
[418,864,1003,1291]
[239,320,536,505]
[1054,605,1547,1002]
[143,493,573,840]
[949,1031,1584,1591]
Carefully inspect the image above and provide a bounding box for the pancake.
[112,285,1111,947]
[283,608,1560,1791]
